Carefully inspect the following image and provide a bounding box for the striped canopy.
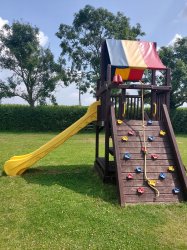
[104,39,166,81]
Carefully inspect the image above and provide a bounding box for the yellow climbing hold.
[117,119,123,125]
[122,136,128,142]
[160,130,166,136]
[168,166,175,172]
[148,180,157,187]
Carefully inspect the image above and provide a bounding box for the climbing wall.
[112,119,185,205]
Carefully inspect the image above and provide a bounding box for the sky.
[0,0,187,106]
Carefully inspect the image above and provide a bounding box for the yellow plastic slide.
[4,101,100,176]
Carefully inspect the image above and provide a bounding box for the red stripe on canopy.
[128,69,144,81]
[138,41,166,69]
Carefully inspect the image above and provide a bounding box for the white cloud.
[37,31,48,47]
[168,34,182,46]
[0,17,8,29]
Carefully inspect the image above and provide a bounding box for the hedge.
[170,108,187,134]
[0,105,186,133]
[0,105,87,132]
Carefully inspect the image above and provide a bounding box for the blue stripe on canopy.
[106,39,128,67]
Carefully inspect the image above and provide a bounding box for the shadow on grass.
[22,165,118,205]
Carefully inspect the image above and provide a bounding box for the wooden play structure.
[94,39,187,205]
[3,38,187,206]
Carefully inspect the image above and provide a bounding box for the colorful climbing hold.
[147,120,153,125]
[141,147,147,154]
[117,74,123,83]
[137,187,145,194]
[151,154,158,160]
[160,130,166,136]
[123,152,131,160]
[135,167,142,173]
[117,119,123,125]
[168,166,175,172]
[159,172,166,179]
[148,180,157,187]
[173,188,180,194]
[128,130,135,136]
[112,74,123,84]
[126,173,133,180]
[121,136,128,142]
[148,136,155,142]
[112,75,118,83]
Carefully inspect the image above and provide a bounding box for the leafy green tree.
[0,21,64,107]
[56,5,145,95]
[159,37,187,109]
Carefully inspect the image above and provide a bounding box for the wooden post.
[151,69,157,120]
[104,64,111,177]
[165,68,171,113]
[121,89,126,119]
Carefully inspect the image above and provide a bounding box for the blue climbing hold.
[147,120,153,125]
[159,172,166,179]
[123,152,131,160]
[135,167,142,173]
[173,188,180,194]
[148,136,155,142]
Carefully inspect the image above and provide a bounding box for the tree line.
[0,5,186,109]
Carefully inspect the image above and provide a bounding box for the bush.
[170,108,187,134]
[0,105,186,133]
[0,105,87,132]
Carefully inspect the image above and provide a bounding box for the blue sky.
[1,0,187,105]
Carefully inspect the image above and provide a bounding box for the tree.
[56,5,145,96]
[159,37,187,109]
[0,21,64,107]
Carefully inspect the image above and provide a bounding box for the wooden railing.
[111,94,142,120]
[162,104,187,199]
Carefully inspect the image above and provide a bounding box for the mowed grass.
[0,132,187,250]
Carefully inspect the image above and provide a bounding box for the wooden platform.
[111,117,186,205]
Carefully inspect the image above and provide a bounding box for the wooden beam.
[162,104,187,199]
[108,83,171,91]
[110,106,125,206]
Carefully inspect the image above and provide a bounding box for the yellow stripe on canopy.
[115,68,130,80]
[121,40,147,69]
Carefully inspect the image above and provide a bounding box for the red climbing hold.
[141,147,147,154]
[137,187,145,194]
[117,74,123,83]
[128,130,135,136]
[112,75,118,83]
[151,154,158,160]
[127,173,133,180]
[112,74,123,84]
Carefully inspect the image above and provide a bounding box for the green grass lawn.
[0,132,187,250]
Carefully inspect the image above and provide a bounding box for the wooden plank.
[117,135,168,142]
[117,131,169,137]
[123,178,180,187]
[109,84,171,91]
[120,153,174,160]
[123,193,182,203]
[119,147,172,154]
[117,125,164,131]
[121,159,175,166]
[123,186,181,195]
[122,120,163,126]
[118,141,170,148]
[121,165,175,173]
[121,172,178,181]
